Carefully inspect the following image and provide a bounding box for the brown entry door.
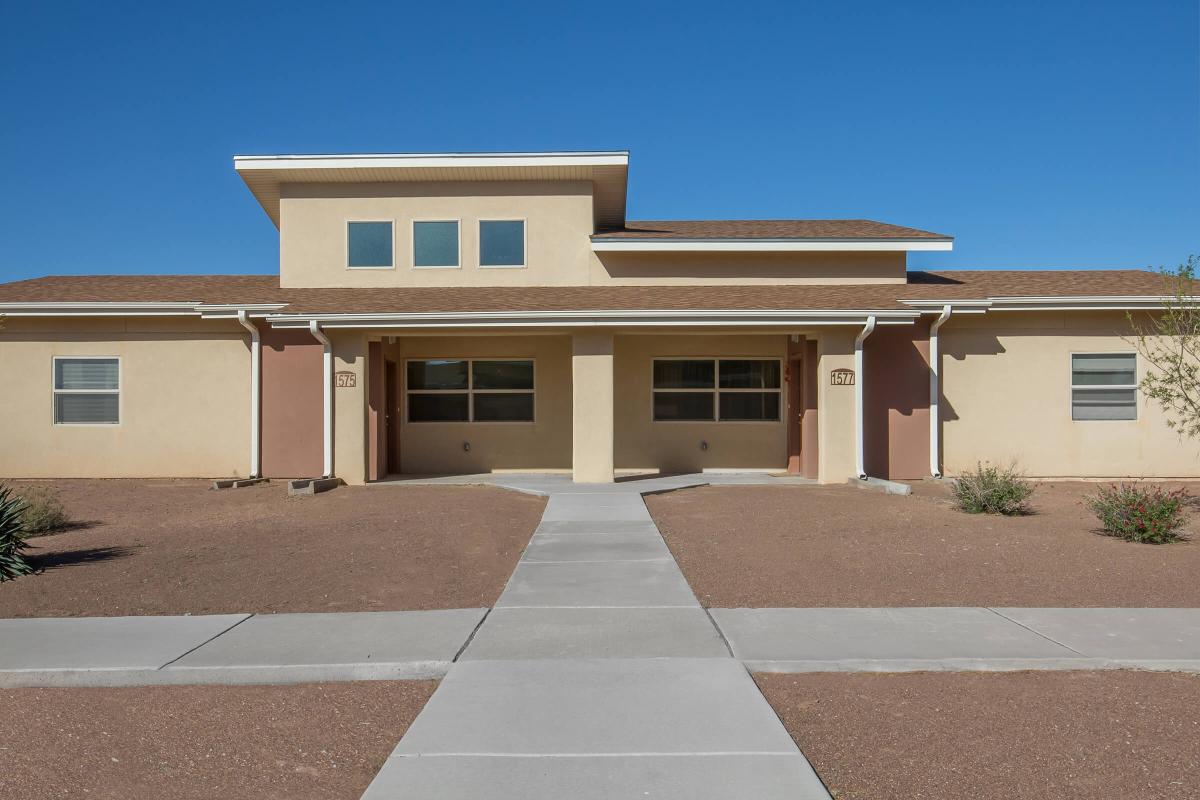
[386,360,399,474]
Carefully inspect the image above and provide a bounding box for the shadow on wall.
[863,326,1003,480]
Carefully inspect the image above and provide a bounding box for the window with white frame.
[406,359,534,422]
[412,220,460,267]
[347,221,393,268]
[1071,353,1137,420]
[479,220,525,267]
[53,357,119,424]
[653,358,781,422]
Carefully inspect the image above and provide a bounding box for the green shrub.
[0,485,33,581]
[950,462,1035,516]
[1084,483,1190,544]
[15,484,70,535]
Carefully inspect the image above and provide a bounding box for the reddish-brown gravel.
[756,671,1200,800]
[0,480,544,617]
[0,681,436,800]
[646,482,1200,607]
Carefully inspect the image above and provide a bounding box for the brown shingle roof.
[592,220,951,240]
[0,270,1171,315]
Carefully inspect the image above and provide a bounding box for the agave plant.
[0,484,33,581]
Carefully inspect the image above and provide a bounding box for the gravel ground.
[0,480,544,617]
[646,481,1200,607]
[757,670,1200,800]
[0,680,436,800]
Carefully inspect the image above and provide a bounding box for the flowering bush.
[1084,483,1190,544]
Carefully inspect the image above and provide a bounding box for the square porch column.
[816,330,858,484]
[571,332,615,483]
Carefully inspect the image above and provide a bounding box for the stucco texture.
[940,311,1200,477]
[613,333,789,473]
[382,334,573,476]
[277,180,911,290]
[0,317,250,478]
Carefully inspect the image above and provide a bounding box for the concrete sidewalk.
[712,606,1200,672]
[0,609,486,687]
[5,605,1197,686]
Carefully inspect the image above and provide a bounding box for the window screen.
[407,359,533,422]
[54,358,119,424]
[652,359,781,421]
[1071,353,1136,420]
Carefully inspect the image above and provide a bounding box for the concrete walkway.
[362,480,831,799]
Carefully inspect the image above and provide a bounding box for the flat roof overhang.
[234,151,630,231]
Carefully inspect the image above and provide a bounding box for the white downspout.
[854,315,877,480]
[236,310,261,479]
[928,304,952,479]
[309,320,334,479]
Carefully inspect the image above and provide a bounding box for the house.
[0,151,1191,484]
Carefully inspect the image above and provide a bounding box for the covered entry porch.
[260,310,930,486]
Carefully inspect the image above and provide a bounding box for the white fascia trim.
[265,309,920,330]
[234,151,629,171]
[902,299,992,309]
[987,295,1185,311]
[591,239,953,253]
[0,302,289,318]
[0,302,201,317]
[197,303,290,319]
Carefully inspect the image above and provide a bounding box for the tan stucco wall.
[0,317,250,478]
[331,330,368,484]
[279,181,596,288]
[572,333,615,482]
[384,335,573,475]
[941,311,1200,477]
[278,180,909,288]
[613,333,788,473]
[816,330,859,484]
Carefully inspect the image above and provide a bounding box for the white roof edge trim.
[263,309,920,322]
[901,299,993,308]
[195,303,289,312]
[263,309,920,330]
[591,240,953,252]
[0,301,287,318]
[234,152,630,171]
[903,296,1183,312]
[987,295,1182,304]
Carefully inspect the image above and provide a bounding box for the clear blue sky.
[1,0,1196,282]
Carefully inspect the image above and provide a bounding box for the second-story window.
[479,220,526,267]
[347,221,393,268]
[413,220,460,268]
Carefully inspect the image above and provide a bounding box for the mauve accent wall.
[864,322,931,480]
[261,327,323,478]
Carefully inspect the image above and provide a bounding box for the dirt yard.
[757,670,1200,800]
[0,480,544,617]
[646,481,1200,607]
[0,680,435,800]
